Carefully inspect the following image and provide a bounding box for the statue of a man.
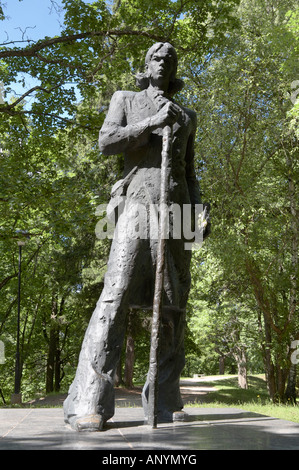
[63,42,208,431]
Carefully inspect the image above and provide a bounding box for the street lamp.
[11,240,26,405]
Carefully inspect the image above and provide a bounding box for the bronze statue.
[63,42,209,431]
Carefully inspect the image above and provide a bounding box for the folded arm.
[99,91,153,155]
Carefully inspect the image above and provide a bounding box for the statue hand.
[152,102,180,128]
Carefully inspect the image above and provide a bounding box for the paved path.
[1,378,299,451]
[1,406,299,450]
[25,377,217,408]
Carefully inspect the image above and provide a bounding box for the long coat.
[98,87,201,312]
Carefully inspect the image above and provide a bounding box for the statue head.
[136,42,184,96]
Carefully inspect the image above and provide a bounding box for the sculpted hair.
[135,42,184,97]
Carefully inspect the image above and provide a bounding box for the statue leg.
[63,290,128,430]
[64,230,140,431]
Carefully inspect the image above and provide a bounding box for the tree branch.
[0,29,165,59]
[0,83,63,111]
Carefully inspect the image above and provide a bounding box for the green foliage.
[186,0,299,398]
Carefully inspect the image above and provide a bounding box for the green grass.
[184,374,299,424]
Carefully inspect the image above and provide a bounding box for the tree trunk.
[284,147,298,405]
[54,346,61,392]
[46,324,58,393]
[114,359,123,387]
[264,356,276,401]
[276,363,288,401]
[234,348,248,389]
[46,295,60,394]
[124,310,135,389]
[238,352,248,389]
[124,335,135,388]
[263,314,276,401]
[285,363,296,404]
[285,147,298,327]
[219,355,225,375]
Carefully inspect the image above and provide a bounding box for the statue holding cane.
[63,42,209,431]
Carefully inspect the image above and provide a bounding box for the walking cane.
[148,124,172,428]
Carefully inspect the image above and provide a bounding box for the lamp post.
[11,240,25,405]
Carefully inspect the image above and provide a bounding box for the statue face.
[146,47,176,88]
